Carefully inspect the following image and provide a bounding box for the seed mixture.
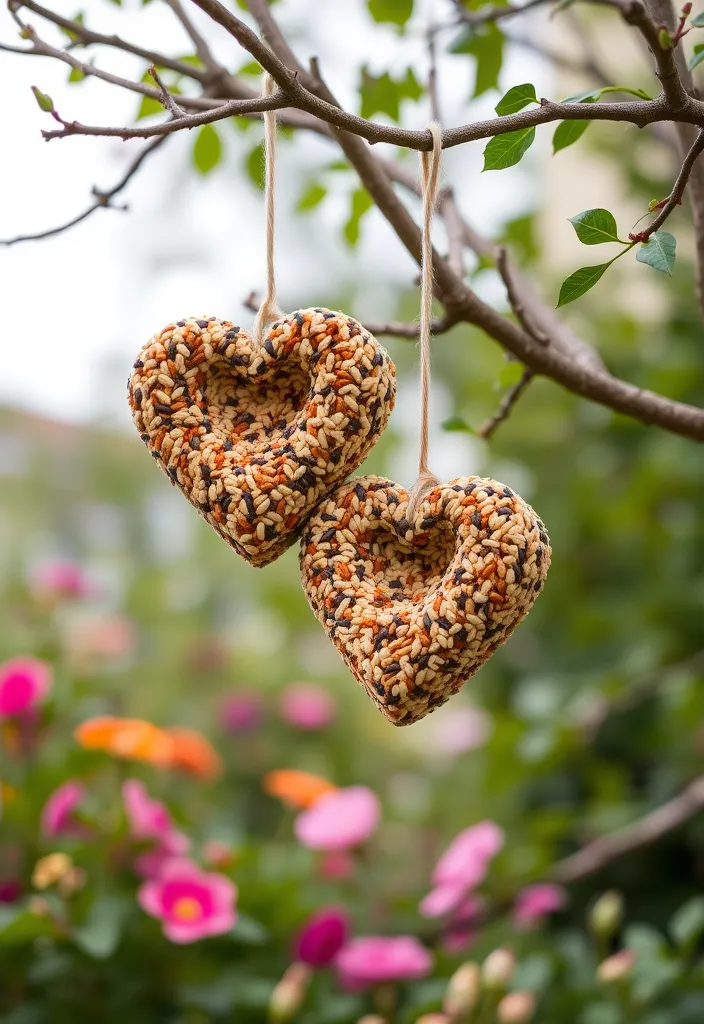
[128,308,396,567]
[300,475,550,725]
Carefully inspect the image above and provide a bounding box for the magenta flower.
[279,683,336,730]
[294,906,349,968]
[335,936,432,988]
[220,691,264,734]
[295,786,380,851]
[420,821,504,919]
[0,879,21,904]
[40,780,86,837]
[123,779,190,876]
[32,560,92,601]
[138,858,237,943]
[0,658,52,718]
[441,895,484,953]
[513,883,566,929]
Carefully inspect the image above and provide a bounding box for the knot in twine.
[406,121,444,523]
[253,72,283,347]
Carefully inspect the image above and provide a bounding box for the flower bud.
[597,949,636,984]
[497,992,536,1024]
[482,948,515,990]
[589,891,623,939]
[658,27,673,48]
[32,852,72,890]
[269,963,311,1022]
[31,86,55,113]
[444,961,481,1018]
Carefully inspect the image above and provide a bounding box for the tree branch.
[630,127,704,240]
[551,774,704,885]
[0,135,167,246]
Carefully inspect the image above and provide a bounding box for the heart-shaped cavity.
[128,309,395,566]
[300,475,550,725]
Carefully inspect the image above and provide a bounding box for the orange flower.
[165,727,223,780]
[263,769,337,809]
[75,716,174,766]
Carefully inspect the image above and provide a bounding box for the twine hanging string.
[407,122,444,523]
[253,72,283,346]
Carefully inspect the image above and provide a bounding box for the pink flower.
[420,821,504,919]
[67,614,136,661]
[295,786,380,850]
[335,936,432,987]
[123,780,190,876]
[441,896,483,954]
[0,879,21,903]
[0,658,52,718]
[279,683,336,730]
[513,884,566,929]
[138,858,237,943]
[40,780,86,837]
[294,906,349,968]
[220,691,264,734]
[32,560,92,601]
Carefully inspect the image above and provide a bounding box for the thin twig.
[551,774,704,885]
[163,0,220,73]
[495,246,549,344]
[0,135,167,246]
[148,65,186,118]
[362,317,457,339]
[478,369,535,439]
[630,127,704,240]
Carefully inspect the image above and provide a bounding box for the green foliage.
[557,262,613,306]
[296,181,327,212]
[359,67,423,121]
[192,123,223,175]
[553,117,591,154]
[441,414,475,432]
[244,139,265,189]
[30,87,54,113]
[568,209,622,245]
[636,231,677,275]
[498,361,525,387]
[689,44,704,70]
[343,187,374,246]
[495,83,538,116]
[692,11,704,25]
[367,0,413,26]
[68,66,85,83]
[483,127,535,170]
[451,24,504,97]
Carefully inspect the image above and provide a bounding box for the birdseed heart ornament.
[300,475,550,725]
[128,309,396,566]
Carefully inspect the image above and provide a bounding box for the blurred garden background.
[2,0,704,1021]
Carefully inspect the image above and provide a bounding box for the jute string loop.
[253,72,283,346]
[407,122,443,522]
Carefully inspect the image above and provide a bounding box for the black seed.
[154,404,172,416]
[243,492,256,521]
[423,612,432,630]
[320,528,336,543]
[223,439,233,451]
[197,320,208,329]
[133,359,144,369]
[497,506,512,517]
[133,387,143,406]
[374,681,386,696]
[167,341,177,361]
[503,487,514,498]
[534,579,543,591]
[472,511,482,529]
[220,495,232,513]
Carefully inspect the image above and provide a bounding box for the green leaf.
[73,897,125,960]
[636,231,676,275]
[483,126,535,170]
[495,82,537,116]
[568,208,621,245]
[237,60,262,76]
[296,182,327,212]
[562,87,603,103]
[344,188,374,247]
[229,913,269,944]
[0,906,56,946]
[60,11,84,43]
[137,94,164,120]
[31,86,54,113]
[193,123,222,175]
[689,44,704,70]
[669,896,704,946]
[557,263,612,307]
[367,0,413,26]
[245,141,264,189]
[68,65,85,83]
[451,24,504,98]
[691,11,704,25]
[499,361,525,387]
[359,67,423,121]
[553,118,591,153]
[442,416,475,433]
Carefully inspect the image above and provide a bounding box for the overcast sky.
[1,0,551,483]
